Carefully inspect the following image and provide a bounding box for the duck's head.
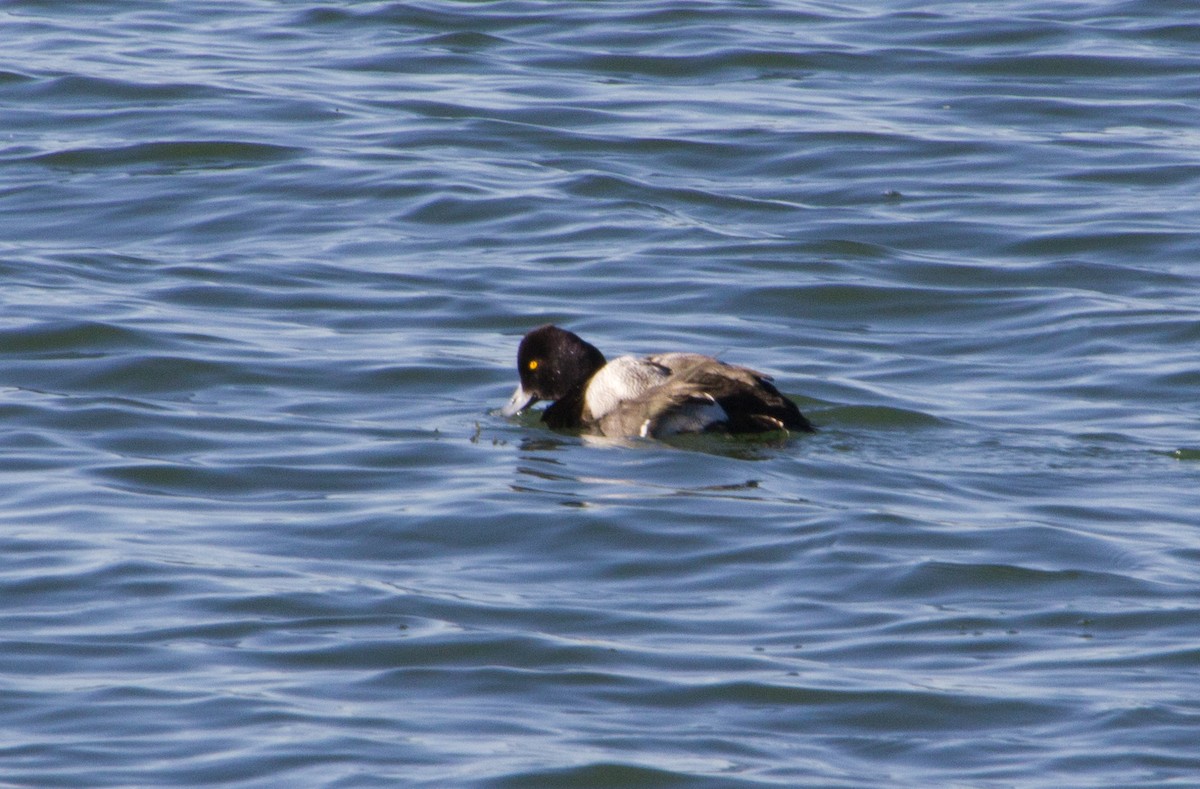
[501,324,606,416]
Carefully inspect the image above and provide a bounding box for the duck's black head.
[501,325,606,416]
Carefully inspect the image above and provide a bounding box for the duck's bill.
[500,383,537,417]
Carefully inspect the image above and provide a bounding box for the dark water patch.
[525,2,833,49]
[11,395,281,439]
[248,630,638,678]
[484,762,740,789]
[414,31,512,51]
[1014,606,1200,646]
[0,556,199,609]
[55,354,269,395]
[1004,228,1200,260]
[1128,22,1200,45]
[0,69,36,85]
[887,561,1155,603]
[83,417,287,461]
[9,73,223,105]
[739,282,1039,328]
[905,14,1073,49]
[952,51,1194,80]
[798,239,893,260]
[565,172,800,215]
[350,2,527,32]
[402,193,551,227]
[818,405,946,430]
[1064,163,1200,188]
[338,48,498,77]
[29,250,169,287]
[623,677,1065,735]
[151,276,424,318]
[89,430,472,502]
[994,258,1194,298]
[289,5,354,26]
[532,47,873,84]
[94,460,387,500]
[30,140,299,172]
[649,432,808,462]
[0,320,166,357]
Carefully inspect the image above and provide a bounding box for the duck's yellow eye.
[528,360,539,371]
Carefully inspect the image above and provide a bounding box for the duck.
[500,324,814,438]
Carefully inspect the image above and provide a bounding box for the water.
[3,1,1199,786]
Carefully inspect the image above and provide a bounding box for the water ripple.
[4,1,1200,786]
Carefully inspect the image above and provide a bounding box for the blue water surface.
[3,1,1200,786]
